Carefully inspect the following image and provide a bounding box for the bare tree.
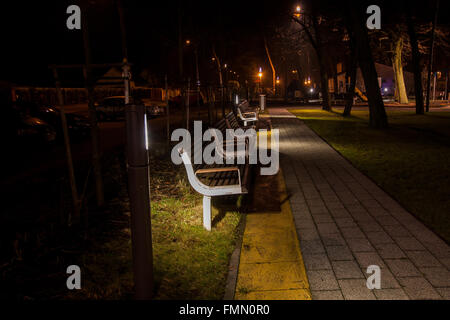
[345,0,388,128]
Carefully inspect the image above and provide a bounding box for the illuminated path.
[269,107,450,300]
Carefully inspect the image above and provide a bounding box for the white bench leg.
[203,196,212,231]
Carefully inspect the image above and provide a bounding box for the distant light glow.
[185,39,190,45]
[310,88,314,93]
[384,88,388,92]
[296,5,301,12]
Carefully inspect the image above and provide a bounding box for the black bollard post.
[126,104,154,300]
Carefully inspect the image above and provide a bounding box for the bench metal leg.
[203,196,212,231]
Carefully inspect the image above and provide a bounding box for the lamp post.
[258,67,263,94]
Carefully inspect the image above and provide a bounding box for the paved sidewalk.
[270,108,450,300]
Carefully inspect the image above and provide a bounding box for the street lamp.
[257,67,263,93]
[294,5,301,18]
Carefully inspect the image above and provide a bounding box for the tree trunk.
[344,39,358,116]
[406,11,424,114]
[212,45,225,117]
[81,1,105,207]
[391,37,409,104]
[346,1,388,128]
[264,36,276,94]
[311,16,331,111]
[426,0,439,112]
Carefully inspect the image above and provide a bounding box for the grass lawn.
[66,149,242,300]
[290,108,450,243]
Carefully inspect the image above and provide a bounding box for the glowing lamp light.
[294,5,301,17]
[185,39,190,45]
[384,88,388,92]
[310,88,314,93]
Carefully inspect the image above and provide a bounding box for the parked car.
[3,105,57,144]
[12,101,90,141]
[170,91,204,108]
[139,98,166,117]
[95,96,126,121]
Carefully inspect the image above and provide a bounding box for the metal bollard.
[260,94,266,111]
[126,104,154,300]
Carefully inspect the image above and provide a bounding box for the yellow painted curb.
[235,171,311,300]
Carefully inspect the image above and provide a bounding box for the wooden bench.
[178,120,252,231]
[236,100,258,126]
[225,111,255,132]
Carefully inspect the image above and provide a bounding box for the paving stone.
[325,202,345,210]
[374,289,409,300]
[354,252,386,269]
[296,228,320,241]
[311,290,344,300]
[419,267,450,287]
[366,231,394,245]
[329,209,351,219]
[351,211,375,222]
[312,214,334,223]
[397,277,441,300]
[302,253,332,270]
[360,266,401,289]
[378,268,401,289]
[360,199,382,208]
[332,260,364,279]
[347,237,375,253]
[306,270,339,291]
[436,287,450,300]
[338,279,376,300]
[317,222,339,236]
[366,207,391,217]
[294,219,316,229]
[394,237,426,251]
[340,227,366,239]
[406,251,442,268]
[321,233,346,247]
[300,239,325,254]
[422,241,450,259]
[385,259,420,277]
[326,245,354,261]
[375,215,400,226]
[345,204,366,214]
[335,217,357,228]
[375,243,406,259]
[439,258,450,269]
[383,225,411,238]
[358,221,383,233]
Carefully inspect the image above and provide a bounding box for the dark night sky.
[1,0,289,86]
[1,0,448,87]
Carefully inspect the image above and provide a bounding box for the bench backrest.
[225,112,240,130]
